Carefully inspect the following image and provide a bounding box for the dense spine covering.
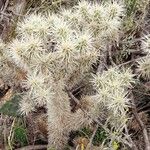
[91,68,135,148]
[0,1,147,149]
[137,34,150,80]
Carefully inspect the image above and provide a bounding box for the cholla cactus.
[0,1,130,149]
[0,39,6,64]
[47,80,88,148]
[17,13,50,37]
[141,34,150,54]
[137,34,150,80]
[137,57,150,80]
[0,39,17,86]
[91,68,135,148]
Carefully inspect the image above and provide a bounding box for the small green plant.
[0,95,21,117]
[93,128,107,146]
[13,119,28,147]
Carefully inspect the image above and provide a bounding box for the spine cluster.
[0,0,149,149]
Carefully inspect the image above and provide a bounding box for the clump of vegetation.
[0,0,150,150]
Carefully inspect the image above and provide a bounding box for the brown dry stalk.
[8,117,16,150]
[15,145,47,150]
[131,94,150,150]
[86,124,99,150]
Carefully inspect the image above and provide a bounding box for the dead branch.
[124,125,138,150]
[15,145,47,150]
[8,118,16,150]
[107,44,116,66]
[131,94,150,150]
[86,124,99,150]
[0,0,9,21]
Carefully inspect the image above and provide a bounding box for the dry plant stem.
[131,95,150,150]
[138,102,150,112]
[0,1,4,10]
[117,56,147,68]
[3,116,7,148]
[86,124,99,150]
[2,0,27,41]
[133,89,150,96]
[124,125,138,150]
[13,0,27,15]
[76,145,79,150]
[97,54,107,73]
[107,44,116,66]
[8,117,16,150]
[15,145,47,150]
[0,0,9,21]
[2,0,9,12]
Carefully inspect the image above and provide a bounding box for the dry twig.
[8,117,16,150]
[86,124,99,150]
[131,94,150,150]
[15,144,47,150]
[124,125,138,150]
[0,0,9,21]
